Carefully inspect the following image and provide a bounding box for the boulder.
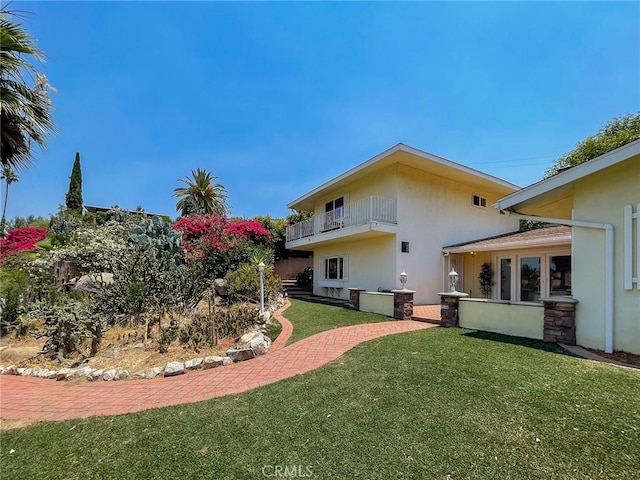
[145,367,164,379]
[185,358,204,370]
[249,334,272,356]
[222,356,233,366]
[102,369,117,381]
[213,278,228,296]
[164,361,185,377]
[115,370,130,381]
[73,273,114,294]
[1,365,17,375]
[131,370,146,380]
[87,369,104,382]
[203,356,225,369]
[54,369,70,381]
[226,347,255,363]
[239,332,258,344]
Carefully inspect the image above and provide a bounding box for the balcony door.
[323,196,345,232]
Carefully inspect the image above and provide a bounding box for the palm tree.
[0,165,18,236]
[0,9,56,170]
[173,168,228,217]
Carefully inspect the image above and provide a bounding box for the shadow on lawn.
[461,330,579,358]
[288,295,350,308]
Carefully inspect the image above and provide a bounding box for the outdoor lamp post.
[258,261,265,317]
[449,268,459,293]
[400,271,408,290]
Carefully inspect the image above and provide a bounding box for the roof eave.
[494,139,640,212]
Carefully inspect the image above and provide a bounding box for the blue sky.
[7,1,640,220]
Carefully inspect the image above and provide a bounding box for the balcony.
[286,196,397,249]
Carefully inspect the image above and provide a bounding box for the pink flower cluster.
[174,214,270,258]
[0,226,48,260]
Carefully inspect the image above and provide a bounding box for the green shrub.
[215,303,260,338]
[296,267,313,288]
[225,263,282,304]
[31,301,105,359]
[0,285,24,336]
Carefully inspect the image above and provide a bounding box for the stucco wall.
[313,236,397,300]
[312,164,398,217]
[359,292,394,317]
[573,156,640,354]
[459,299,544,339]
[396,164,519,304]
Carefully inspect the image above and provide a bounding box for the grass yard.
[2,327,639,480]
[285,297,390,344]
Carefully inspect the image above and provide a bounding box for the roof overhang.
[288,143,520,212]
[443,226,572,254]
[493,139,640,218]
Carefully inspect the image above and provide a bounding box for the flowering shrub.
[0,226,48,260]
[174,214,270,257]
[31,222,130,274]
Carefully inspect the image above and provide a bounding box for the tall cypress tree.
[65,152,83,213]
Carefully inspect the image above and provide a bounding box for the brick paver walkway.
[0,301,433,422]
[412,304,441,323]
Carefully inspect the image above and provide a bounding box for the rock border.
[0,332,272,382]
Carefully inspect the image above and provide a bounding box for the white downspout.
[503,211,615,353]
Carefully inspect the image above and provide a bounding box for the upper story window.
[472,194,487,209]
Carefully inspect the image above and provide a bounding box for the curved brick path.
[0,301,433,422]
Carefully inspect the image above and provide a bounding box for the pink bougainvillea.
[173,214,271,258]
[0,226,48,260]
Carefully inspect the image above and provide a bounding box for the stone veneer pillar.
[437,292,470,327]
[348,288,366,311]
[391,289,415,320]
[540,297,578,345]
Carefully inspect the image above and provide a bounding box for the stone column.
[540,297,578,345]
[391,289,415,320]
[348,288,365,311]
[437,292,469,327]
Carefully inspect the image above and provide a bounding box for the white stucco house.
[285,143,520,305]
[489,139,640,354]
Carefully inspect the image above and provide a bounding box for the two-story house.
[285,143,520,305]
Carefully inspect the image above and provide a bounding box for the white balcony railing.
[286,196,397,242]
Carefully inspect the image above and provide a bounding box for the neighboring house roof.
[288,143,520,212]
[84,205,164,218]
[494,139,640,217]
[443,225,571,253]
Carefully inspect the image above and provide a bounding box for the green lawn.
[285,297,390,344]
[2,327,639,479]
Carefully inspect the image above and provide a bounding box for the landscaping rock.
[73,273,114,294]
[65,369,79,380]
[164,361,185,377]
[46,370,63,380]
[54,369,70,381]
[1,365,17,375]
[185,358,204,370]
[102,369,117,381]
[203,356,225,369]
[145,367,164,379]
[239,332,258,344]
[134,343,145,349]
[222,356,233,366]
[131,370,146,380]
[213,278,228,296]
[260,310,271,324]
[88,369,104,382]
[226,347,255,363]
[249,334,271,356]
[115,370,130,381]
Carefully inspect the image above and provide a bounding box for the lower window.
[495,251,571,302]
[324,256,347,280]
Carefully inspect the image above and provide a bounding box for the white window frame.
[472,194,487,209]
[322,255,348,281]
[493,248,571,302]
